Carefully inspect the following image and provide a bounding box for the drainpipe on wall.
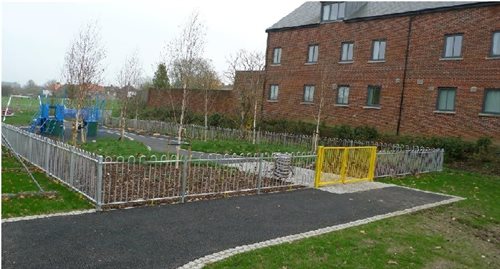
[396,15,414,135]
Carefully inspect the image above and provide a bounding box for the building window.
[371,40,386,61]
[436,88,456,111]
[340,42,354,62]
[303,85,315,102]
[307,45,319,63]
[366,86,381,106]
[269,85,279,100]
[491,31,500,57]
[273,47,282,64]
[443,34,463,58]
[483,89,500,114]
[322,2,346,21]
[337,85,349,104]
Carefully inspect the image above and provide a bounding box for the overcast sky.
[2,0,304,86]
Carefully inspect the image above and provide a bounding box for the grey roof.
[268,1,480,31]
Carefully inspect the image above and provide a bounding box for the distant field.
[1,96,120,126]
[2,96,38,126]
[1,96,39,111]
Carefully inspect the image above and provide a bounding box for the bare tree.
[198,59,221,141]
[312,62,335,151]
[116,50,142,141]
[225,49,265,144]
[167,11,206,166]
[63,21,106,145]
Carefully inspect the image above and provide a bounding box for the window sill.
[267,100,278,103]
[334,104,349,107]
[367,60,385,63]
[433,110,456,114]
[270,63,281,66]
[363,106,381,110]
[304,62,317,65]
[485,56,500,60]
[439,57,463,61]
[300,102,314,105]
[478,113,500,117]
[338,61,353,64]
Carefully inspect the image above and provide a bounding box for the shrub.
[476,137,492,153]
[354,126,379,140]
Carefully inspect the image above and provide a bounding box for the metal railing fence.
[2,123,444,209]
[102,152,316,205]
[104,117,436,152]
[375,148,444,177]
[2,124,102,204]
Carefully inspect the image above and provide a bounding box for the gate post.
[257,153,263,194]
[96,155,103,210]
[339,147,349,184]
[314,146,324,188]
[180,159,188,203]
[368,146,377,181]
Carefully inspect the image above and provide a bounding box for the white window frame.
[307,45,319,63]
[371,40,386,61]
[491,31,500,57]
[443,34,463,58]
[322,2,346,21]
[269,84,279,100]
[304,85,315,103]
[337,85,349,104]
[273,47,282,64]
[340,42,354,62]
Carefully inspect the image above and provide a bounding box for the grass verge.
[1,148,93,218]
[205,169,499,269]
[80,137,164,158]
[182,139,310,155]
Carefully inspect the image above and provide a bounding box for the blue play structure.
[30,95,105,138]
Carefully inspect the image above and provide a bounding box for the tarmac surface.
[2,186,455,269]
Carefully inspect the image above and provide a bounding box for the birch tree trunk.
[175,83,188,169]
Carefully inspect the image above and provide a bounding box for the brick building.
[262,1,500,141]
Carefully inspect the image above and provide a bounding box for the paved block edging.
[178,195,465,269]
[2,209,97,223]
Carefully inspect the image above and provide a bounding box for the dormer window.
[322,2,346,21]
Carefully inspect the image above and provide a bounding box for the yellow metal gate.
[314,146,377,187]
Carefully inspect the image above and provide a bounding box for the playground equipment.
[29,95,105,138]
[2,95,31,120]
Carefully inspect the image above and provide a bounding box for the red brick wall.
[147,71,264,118]
[147,88,238,115]
[399,6,500,141]
[262,5,500,142]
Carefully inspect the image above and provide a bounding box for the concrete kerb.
[1,209,97,223]
[178,193,465,269]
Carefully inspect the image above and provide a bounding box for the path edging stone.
[178,195,464,269]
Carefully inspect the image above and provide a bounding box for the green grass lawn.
[2,96,38,126]
[206,169,499,269]
[182,139,310,155]
[2,110,36,126]
[80,137,164,158]
[1,148,93,218]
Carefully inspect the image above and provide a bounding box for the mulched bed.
[102,162,300,208]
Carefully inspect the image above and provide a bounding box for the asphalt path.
[2,186,453,269]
